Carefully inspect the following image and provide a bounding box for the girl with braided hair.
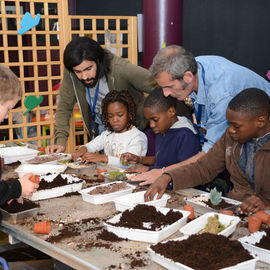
[72,90,147,168]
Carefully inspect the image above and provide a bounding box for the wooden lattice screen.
[0,0,138,154]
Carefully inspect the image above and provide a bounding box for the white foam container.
[180,212,240,237]
[184,193,241,214]
[15,164,67,177]
[22,153,71,165]
[113,191,171,211]
[239,231,270,264]
[0,146,39,164]
[79,181,136,205]
[148,236,258,270]
[104,207,190,243]
[27,173,84,201]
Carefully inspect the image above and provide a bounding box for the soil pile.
[108,204,183,231]
[0,199,39,213]
[256,227,270,250]
[151,233,253,270]
[89,182,128,195]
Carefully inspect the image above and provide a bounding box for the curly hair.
[102,90,137,132]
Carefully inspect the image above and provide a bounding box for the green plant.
[210,187,222,206]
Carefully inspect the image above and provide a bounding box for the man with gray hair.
[129,45,270,186]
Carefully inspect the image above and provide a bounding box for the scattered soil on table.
[256,227,270,250]
[205,198,235,210]
[0,199,39,213]
[38,174,83,190]
[123,252,147,269]
[46,217,101,243]
[96,230,125,242]
[62,191,80,197]
[108,204,183,231]
[89,182,128,195]
[151,233,253,270]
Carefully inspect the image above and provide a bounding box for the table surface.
[1,164,270,270]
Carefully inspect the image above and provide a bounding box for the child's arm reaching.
[81,152,108,163]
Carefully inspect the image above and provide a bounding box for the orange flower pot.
[219,210,233,216]
[248,216,261,233]
[34,221,51,234]
[97,169,107,180]
[255,210,270,224]
[30,175,40,184]
[184,204,195,219]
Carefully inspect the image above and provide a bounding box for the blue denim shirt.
[190,56,270,153]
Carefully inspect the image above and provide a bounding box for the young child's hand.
[239,195,268,215]
[124,165,149,173]
[82,153,108,163]
[18,173,39,197]
[72,146,87,161]
[120,152,139,165]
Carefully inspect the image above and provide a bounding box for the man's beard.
[80,66,100,88]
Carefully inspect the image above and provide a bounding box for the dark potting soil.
[38,174,83,190]
[205,198,235,210]
[96,230,125,242]
[151,233,253,270]
[255,227,270,250]
[0,199,39,213]
[108,204,183,231]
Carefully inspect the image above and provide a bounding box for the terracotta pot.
[34,221,51,234]
[30,175,40,184]
[248,216,261,233]
[255,210,270,224]
[184,204,195,219]
[219,210,233,216]
[97,169,107,180]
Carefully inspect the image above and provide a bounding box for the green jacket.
[54,53,155,148]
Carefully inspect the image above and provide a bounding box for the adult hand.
[127,168,162,186]
[82,153,108,163]
[124,165,149,173]
[45,144,64,154]
[120,152,139,164]
[72,146,87,161]
[18,173,39,197]
[239,195,268,215]
[144,174,172,201]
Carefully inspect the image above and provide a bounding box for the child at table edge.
[0,64,38,206]
[145,88,270,214]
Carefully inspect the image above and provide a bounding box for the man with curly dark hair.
[71,90,147,168]
[46,37,157,154]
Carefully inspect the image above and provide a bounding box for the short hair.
[63,36,111,80]
[149,45,197,81]
[102,90,137,132]
[144,87,177,112]
[228,88,270,117]
[0,64,22,105]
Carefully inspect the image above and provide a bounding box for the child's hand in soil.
[72,146,87,161]
[82,153,108,163]
[240,195,269,215]
[124,165,149,174]
[120,152,139,165]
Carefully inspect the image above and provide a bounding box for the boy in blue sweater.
[122,88,201,185]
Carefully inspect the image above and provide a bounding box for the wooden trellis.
[0,0,138,154]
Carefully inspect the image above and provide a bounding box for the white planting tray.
[27,173,84,201]
[104,207,190,243]
[79,181,136,205]
[22,153,71,165]
[114,191,171,211]
[180,212,240,237]
[239,231,270,264]
[184,193,241,214]
[15,164,67,178]
[148,236,258,270]
[0,146,39,164]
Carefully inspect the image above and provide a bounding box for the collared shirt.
[85,77,109,134]
[190,55,270,153]
[238,132,270,188]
